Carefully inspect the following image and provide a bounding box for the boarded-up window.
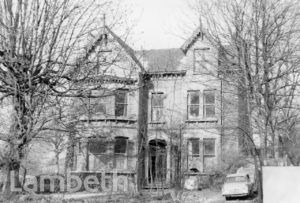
[115,91,128,117]
[151,93,164,121]
[189,138,200,156]
[204,139,215,156]
[88,139,106,154]
[203,90,215,118]
[187,91,200,119]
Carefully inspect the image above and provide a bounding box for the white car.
[222,173,253,200]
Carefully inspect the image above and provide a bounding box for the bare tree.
[0,0,133,196]
[188,0,300,201]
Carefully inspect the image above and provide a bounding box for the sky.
[122,0,198,50]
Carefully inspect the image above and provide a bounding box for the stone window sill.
[185,119,218,123]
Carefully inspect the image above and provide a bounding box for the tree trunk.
[2,160,21,198]
[137,73,149,191]
[64,130,76,175]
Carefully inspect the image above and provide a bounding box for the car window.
[226,176,247,183]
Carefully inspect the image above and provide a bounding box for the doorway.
[148,139,167,185]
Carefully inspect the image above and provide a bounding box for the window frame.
[114,137,128,155]
[187,90,200,120]
[151,92,164,122]
[88,138,107,155]
[188,138,200,157]
[203,90,216,119]
[89,97,108,115]
[115,90,128,117]
[203,138,215,156]
[193,48,210,74]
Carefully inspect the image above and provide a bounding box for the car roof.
[226,173,249,178]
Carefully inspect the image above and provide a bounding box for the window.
[114,137,128,169]
[76,141,83,154]
[203,138,215,156]
[88,139,106,154]
[194,48,210,73]
[188,138,200,156]
[187,91,200,119]
[151,93,164,122]
[203,90,215,118]
[114,137,128,154]
[115,91,128,117]
[89,97,107,115]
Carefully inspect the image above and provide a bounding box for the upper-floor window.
[203,90,215,118]
[89,97,108,115]
[115,91,128,117]
[187,90,200,119]
[151,92,164,122]
[194,48,210,74]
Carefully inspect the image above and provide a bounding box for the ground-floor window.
[74,137,135,171]
[186,137,217,173]
[188,138,200,157]
[203,138,215,156]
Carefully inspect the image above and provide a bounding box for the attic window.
[194,48,210,74]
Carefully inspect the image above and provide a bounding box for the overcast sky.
[123,0,198,50]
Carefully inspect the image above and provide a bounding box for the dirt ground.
[1,189,259,203]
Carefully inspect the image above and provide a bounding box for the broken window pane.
[189,106,200,117]
[204,139,215,156]
[114,137,127,154]
[152,94,164,107]
[115,91,128,117]
[194,48,210,73]
[188,91,200,119]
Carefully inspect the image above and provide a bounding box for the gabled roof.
[180,26,204,54]
[105,26,145,73]
[82,26,145,74]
